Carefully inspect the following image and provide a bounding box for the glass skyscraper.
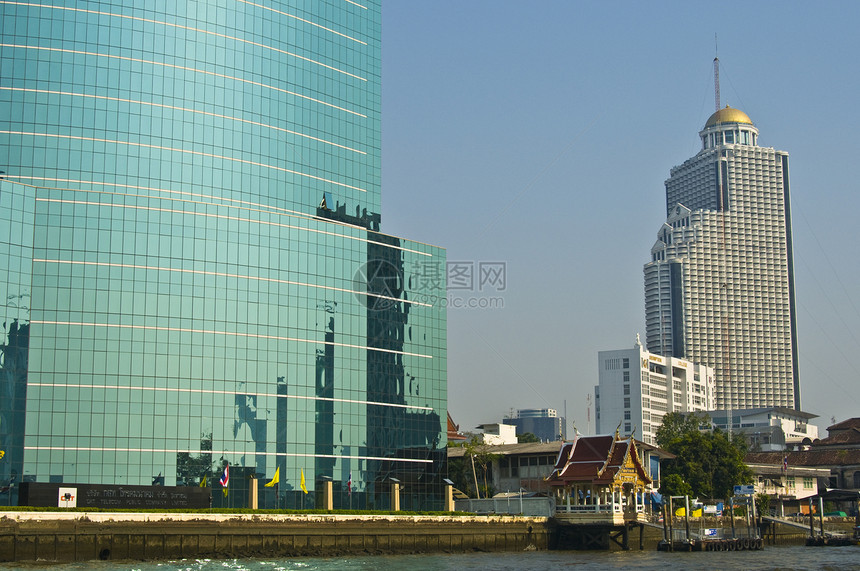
[0,1,447,509]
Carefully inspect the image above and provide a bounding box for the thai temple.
[547,432,654,524]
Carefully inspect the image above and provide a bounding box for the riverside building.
[595,339,715,445]
[643,104,799,410]
[0,1,447,509]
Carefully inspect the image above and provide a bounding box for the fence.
[455,496,556,517]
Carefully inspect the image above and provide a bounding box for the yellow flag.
[265,467,280,488]
[300,468,308,494]
[199,474,207,488]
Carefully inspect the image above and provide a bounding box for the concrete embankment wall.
[0,512,554,563]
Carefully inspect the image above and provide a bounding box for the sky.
[379,1,860,437]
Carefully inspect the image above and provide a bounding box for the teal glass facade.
[0,0,447,509]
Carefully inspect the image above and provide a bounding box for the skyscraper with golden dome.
[644,105,800,411]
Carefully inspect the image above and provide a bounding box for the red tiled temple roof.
[547,434,652,487]
[447,411,467,442]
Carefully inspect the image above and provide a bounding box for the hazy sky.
[380,1,860,436]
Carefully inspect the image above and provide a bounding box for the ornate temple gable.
[595,435,621,480]
[551,437,577,474]
[603,437,652,486]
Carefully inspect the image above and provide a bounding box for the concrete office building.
[595,339,715,445]
[644,105,799,410]
[0,1,447,509]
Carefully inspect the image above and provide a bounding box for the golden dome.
[705,105,753,127]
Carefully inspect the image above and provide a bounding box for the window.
[623,371,630,382]
[650,388,667,400]
[786,476,795,489]
[624,423,631,432]
[624,397,630,408]
[624,411,631,420]
[623,358,629,369]
[623,385,630,395]
[803,477,813,490]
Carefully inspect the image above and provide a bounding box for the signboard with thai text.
[19,482,210,509]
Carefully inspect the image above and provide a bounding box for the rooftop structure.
[816,418,860,449]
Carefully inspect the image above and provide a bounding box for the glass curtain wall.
[0,0,446,509]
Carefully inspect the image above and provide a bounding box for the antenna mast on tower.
[586,393,592,435]
[714,34,720,111]
[714,35,733,435]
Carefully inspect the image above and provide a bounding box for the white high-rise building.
[595,338,715,445]
[644,105,800,410]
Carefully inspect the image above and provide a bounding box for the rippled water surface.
[6,545,859,571]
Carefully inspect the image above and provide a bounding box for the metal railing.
[454,496,556,517]
[555,503,613,513]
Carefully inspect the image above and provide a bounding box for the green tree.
[656,411,709,445]
[517,432,540,443]
[659,473,693,498]
[656,412,753,500]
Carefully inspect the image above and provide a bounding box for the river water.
[5,545,857,571]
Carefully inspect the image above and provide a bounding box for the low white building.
[476,423,518,445]
[707,408,818,451]
[596,337,715,445]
